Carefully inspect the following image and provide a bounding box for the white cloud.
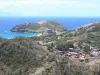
[0,0,100,16]
[0,0,99,7]
[2,0,99,6]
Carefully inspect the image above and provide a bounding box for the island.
[10,20,67,36]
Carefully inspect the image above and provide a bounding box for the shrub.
[56,41,74,51]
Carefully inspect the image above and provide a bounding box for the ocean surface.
[0,17,100,38]
[0,31,37,39]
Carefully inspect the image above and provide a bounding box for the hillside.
[10,20,66,33]
[59,22,100,51]
[1,36,100,75]
[1,22,100,75]
[0,37,55,75]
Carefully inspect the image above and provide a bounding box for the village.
[55,40,100,62]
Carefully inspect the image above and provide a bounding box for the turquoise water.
[0,31,37,39]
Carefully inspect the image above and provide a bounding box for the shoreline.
[0,31,41,39]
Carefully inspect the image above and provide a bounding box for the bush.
[0,37,47,75]
[56,41,74,51]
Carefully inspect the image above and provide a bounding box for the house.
[69,48,74,50]
[90,51,99,57]
[64,52,78,56]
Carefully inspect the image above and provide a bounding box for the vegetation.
[0,37,49,75]
[1,22,100,75]
[49,56,100,75]
[10,20,66,33]
[56,40,74,51]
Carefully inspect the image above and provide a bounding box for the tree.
[56,41,74,51]
[83,45,90,54]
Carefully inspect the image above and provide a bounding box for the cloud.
[0,0,98,6]
[0,0,100,16]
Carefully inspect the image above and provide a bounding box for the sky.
[0,0,100,17]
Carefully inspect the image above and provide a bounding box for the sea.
[0,17,100,39]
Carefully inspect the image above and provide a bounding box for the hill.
[1,22,100,75]
[58,22,100,51]
[10,20,66,33]
[0,37,51,75]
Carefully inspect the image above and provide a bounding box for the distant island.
[10,20,67,35]
[1,21,100,75]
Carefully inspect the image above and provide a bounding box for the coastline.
[0,31,39,39]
